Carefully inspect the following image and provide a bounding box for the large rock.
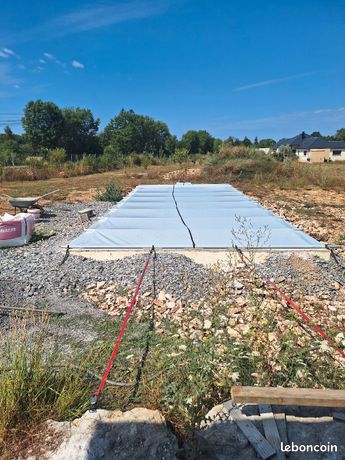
[28,408,178,460]
[196,402,258,460]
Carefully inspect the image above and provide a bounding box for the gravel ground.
[256,252,345,299]
[1,200,344,320]
[0,202,212,316]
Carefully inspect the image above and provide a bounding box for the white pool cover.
[69,184,324,250]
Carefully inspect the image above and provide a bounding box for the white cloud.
[5,0,168,43]
[71,60,84,69]
[43,52,66,67]
[210,107,345,138]
[39,58,46,64]
[13,84,20,89]
[0,47,19,58]
[43,52,54,60]
[52,1,167,35]
[234,71,322,91]
[3,48,15,56]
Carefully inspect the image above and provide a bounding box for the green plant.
[172,148,189,164]
[97,180,123,202]
[0,314,93,454]
[48,148,67,165]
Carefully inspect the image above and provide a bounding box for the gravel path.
[0,202,212,315]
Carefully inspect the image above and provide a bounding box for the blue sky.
[0,0,344,140]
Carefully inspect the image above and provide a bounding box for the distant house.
[274,132,345,162]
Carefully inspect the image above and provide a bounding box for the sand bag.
[0,213,35,248]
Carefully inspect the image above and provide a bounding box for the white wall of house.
[258,147,271,154]
[330,149,345,161]
[296,148,345,162]
[296,149,309,162]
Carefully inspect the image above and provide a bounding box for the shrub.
[219,146,249,158]
[172,148,189,164]
[48,148,67,165]
[79,154,99,174]
[100,146,124,170]
[25,156,45,168]
[97,180,123,202]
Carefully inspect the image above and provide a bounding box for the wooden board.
[230,407,276,460]
[272,408,289,447]
[259,404,286,460]
[333,412,345,422]
[232,386,345,408]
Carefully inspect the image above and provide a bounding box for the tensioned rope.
[172,184,196,248]
[90,245,157,409]
[234,245,345,360]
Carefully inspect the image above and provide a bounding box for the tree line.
[1,99,345,168]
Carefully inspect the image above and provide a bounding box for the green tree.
[22,100,64,151]
[164,135,178,156]
[311,131,322,137]
[103,109,171,156]
[22,99,64,150]
[180,130,215,154]
[223,136,240,147]
[61,107,101,158]
[258,138,276,148]
[335,128,345,141]
[3,126,14,139]
[241,136,252,147]
[213,138,223,153]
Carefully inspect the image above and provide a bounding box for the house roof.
[275,132,345,150]
[275,132,311,148]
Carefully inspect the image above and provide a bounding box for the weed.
[0,314,94,455]
[97,180,123,202]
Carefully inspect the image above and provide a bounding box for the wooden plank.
[230,407,276,460]
[232,386,345,408]
[272,408,289,448]
[0,305,65,316]
[259,404,286,460]
[333,412,345,422]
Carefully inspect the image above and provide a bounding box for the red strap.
[267,279,345,359]
[235,246,345,360]
[94,249,153,398]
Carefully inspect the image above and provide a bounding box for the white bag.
[0,213,35,248]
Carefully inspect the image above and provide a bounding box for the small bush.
[172,148,189,164]
[100,146,124,170]
[48,148,67,165]
[219,146,249,158]
[97,180,123,202]
[25,156,45,168]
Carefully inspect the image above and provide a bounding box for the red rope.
[235,246,345,360]
[92,248,154,405]
[266,279,345,359]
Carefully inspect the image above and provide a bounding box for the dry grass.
[200,156,345,191]
[0,314,94,457]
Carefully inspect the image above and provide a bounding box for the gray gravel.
[0,202,211,314]
[256,252,345,299]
